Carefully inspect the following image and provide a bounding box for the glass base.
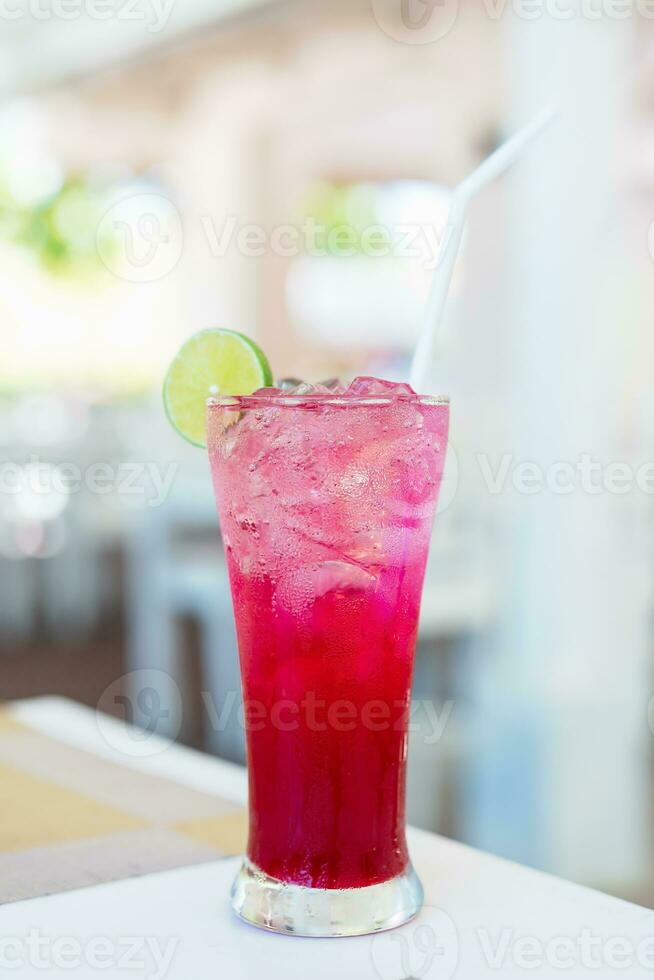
[230,857,424,937]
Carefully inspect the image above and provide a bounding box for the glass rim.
[207,393,449,409]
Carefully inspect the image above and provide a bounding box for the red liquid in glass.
[209,380,449,890]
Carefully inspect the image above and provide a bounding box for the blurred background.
[0,0,653,906]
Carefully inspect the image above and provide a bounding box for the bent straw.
[409,105,556,392]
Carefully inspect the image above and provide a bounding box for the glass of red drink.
[207,378,449,936]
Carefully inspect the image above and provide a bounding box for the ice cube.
[317,378,347,394]
[273,381,321,396]
[313,561,376,596]
[346,376,417,397]
[275,560,377,613]
[251,385,282,397]
[273,378,348,396]
[290,382,324,395]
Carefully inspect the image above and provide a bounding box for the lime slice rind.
[163,328,272,447]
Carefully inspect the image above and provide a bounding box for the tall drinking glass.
[207,383,449,936]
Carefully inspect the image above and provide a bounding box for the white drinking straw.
[409,105,556,392]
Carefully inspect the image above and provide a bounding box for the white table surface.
[3,697,654,979]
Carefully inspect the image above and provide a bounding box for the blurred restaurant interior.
[2,0,654,908]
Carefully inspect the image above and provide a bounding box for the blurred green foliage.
[0,175,111,275]
[300,181,391,255]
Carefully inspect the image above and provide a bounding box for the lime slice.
[163,328,272,447]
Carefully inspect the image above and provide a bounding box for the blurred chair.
[124,487,244,763]
[0,557,36,644]
[41,510,108,644]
